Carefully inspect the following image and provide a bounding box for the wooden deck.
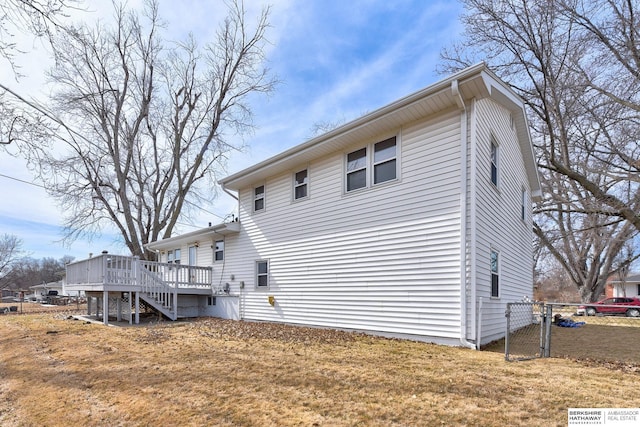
[66,254,216,323]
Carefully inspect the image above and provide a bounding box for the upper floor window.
[254,185,265,212]
[373,137,397,184]
[521,188,526,221]
[346,148,367,191]
[294,169,308,200]
[346,136,397,192]
[490,249,500,298]
[168,248,181,264]
[215,240,224,261]
[490,137,498,186]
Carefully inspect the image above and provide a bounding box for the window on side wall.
[215,240,224,261]
[346,147,367,191]
[168,248,181,264]
[637,284,640,296]
[254,185,265,212]
[521,188,527,221]
[256,260,269,288]
[346,135,398,192]
[490,136,498,187]
[490,249,500,298]
[294,169,308,200]
[373,136,397,184]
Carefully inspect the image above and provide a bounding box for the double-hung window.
[490,249,500,298]
[168,248,181,264]
[254,185,265,212]
[490,137,498,186]
[294,169,308,200]
[256,260,269,288]
[215,240,224,261]
[346,136,397,192]
[346,148,367,191]
[373,137,397,184]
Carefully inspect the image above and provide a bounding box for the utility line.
[0,172,230,221]
[0,172,46,189]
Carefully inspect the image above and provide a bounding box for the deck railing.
[66,254,213,289]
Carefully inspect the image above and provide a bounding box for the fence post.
[504,303,511,361]
[544,304,553,357]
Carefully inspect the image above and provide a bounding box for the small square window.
[294,169,308,200]
[207,296,216,306]
[256,260,269,288]
[254,185,265,212]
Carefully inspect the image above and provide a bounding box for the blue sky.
[0,0,464,261]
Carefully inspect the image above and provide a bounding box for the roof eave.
[220,62,490,191]
[145,221,240,252]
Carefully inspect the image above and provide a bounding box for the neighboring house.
[66,63,541,347]
[606,273,640,299]
[29,280,67,302]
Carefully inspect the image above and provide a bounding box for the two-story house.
[66,63,541,348]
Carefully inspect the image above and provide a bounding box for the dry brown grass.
[1,312,639,427]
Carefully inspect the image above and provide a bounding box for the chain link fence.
[504,302,640,365]
[505,302,546,361]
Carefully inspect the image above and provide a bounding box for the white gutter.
[453,80,477,350]
[220,182,239,201]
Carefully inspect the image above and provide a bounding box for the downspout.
[220,181,242,320]
[220,182,239,201]
[452,80,477,349]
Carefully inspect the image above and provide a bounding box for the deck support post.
[103,290,109,326]
[128,292,133,325]
[135,291,140,324]
[87,296,92,316]
[116,296,122,322]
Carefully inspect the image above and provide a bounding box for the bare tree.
[0,234,23,290]
[440,0,640,301]
[0,0,81,76]
[10,0,276,259]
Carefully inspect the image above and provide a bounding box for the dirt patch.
[1,314,639,426]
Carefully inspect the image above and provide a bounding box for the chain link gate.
[505,302,551,361]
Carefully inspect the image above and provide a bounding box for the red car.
[579,297,640,317]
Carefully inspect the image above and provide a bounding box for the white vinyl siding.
[474,99,535,343]
[229,111,464,342]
